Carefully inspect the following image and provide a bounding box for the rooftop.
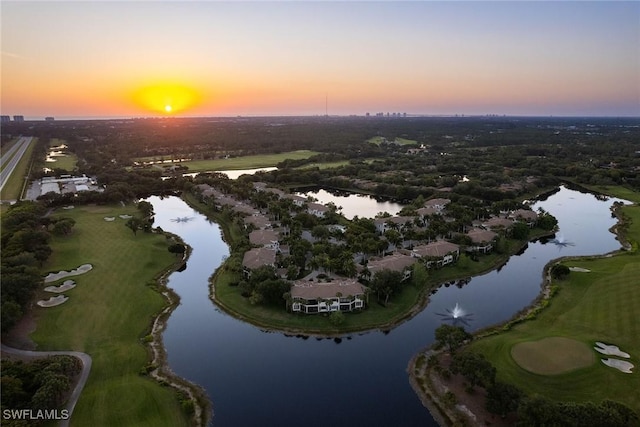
[412,240,460,258]
[291,277,367,300]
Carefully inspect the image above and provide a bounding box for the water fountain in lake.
[171,216,194,223]
[436,303,474,327]
[550,234,575,248]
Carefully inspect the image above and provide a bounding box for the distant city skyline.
[2,1,639,119]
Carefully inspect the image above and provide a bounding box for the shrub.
[443,391,457,408]
[329,311,345,326]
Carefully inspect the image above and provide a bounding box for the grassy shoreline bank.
[27,204,201,427]
[409,189,640,425]
[182,192,553,337]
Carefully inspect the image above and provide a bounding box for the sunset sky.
[2,1,639,119]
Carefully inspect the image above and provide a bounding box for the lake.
[147,185,627,427]
[295,187,404,219]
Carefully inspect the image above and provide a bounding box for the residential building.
[424,198,451,211]
[249,229,280,250]
[511,209,538,227]
[373,216,413,234]
[291,277,367,314]
[411,240,460,268]
[242,247,276,278]
[307,202,329,218]
[466,228,498,253]
[363,252,417,282]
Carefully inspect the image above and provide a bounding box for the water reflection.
[295,187,404,219]
[148,185,628,427]
[549,233,576,249]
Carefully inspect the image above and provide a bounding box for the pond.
[148,185,628,427]
[295,187,405,219]
[217,167,278,179]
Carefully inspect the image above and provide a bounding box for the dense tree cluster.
[516,396,639,427]
[124,200,156,236]
[5,116,637,201]
[0,202,74,332]
[367,269,404,306]
[1,355,82,418]
[434,325,473,354]
[237,265,291,306]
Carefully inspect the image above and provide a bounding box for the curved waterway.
[147,186,628,427]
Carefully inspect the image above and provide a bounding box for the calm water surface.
[148,186,627,427]
[296,188,404,219]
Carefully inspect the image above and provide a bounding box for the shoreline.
[208,233,552,339]
[408,197,636,426]
[1,231,211,427]
[146,234,212,427]
[182,191,553,338]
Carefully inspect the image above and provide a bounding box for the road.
[0,136,33,194]
[1,344,92,427]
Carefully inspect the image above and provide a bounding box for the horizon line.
[3,113,640,122]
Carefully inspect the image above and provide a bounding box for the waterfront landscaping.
[3,116,638,426]
[410,192,640,425]
[184,191,554,335]
[28,204,196,427]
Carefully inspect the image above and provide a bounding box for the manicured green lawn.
[589,185,640,204]
[32,204,190,427]
[138,150,319,172]
[469,203,640,414]
[559,180,640,204]
[510,337,595,375]
[47,154,77,172]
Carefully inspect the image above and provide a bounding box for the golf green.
[511,337,595,375]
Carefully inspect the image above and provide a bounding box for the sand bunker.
[601,358,634,374]
[44,280,76,293]
[104,216,116,221]
[569,267,591,272]
[44,264,93,283]
[37,295,68,307]
[594,342,630,358]
[119,214,132,219]
[62,205,75,210]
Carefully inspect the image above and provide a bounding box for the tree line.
[1,202,75,332]
[1,355,82,423]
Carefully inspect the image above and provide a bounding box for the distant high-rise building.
[13,115,24,122]
[0,115,10,123]
[45,117,55,121]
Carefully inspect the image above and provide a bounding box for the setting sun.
[132,82,201,115]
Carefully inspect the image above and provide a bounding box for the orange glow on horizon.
[132,82,201,115]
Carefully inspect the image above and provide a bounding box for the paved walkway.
[1,344,92,427]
